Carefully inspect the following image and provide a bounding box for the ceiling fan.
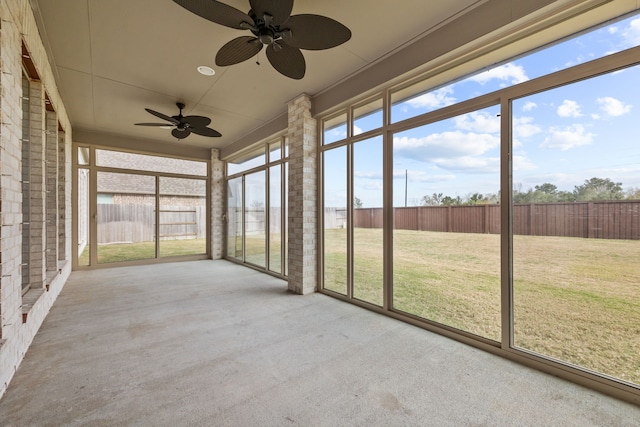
[173,0,351,79]
[134,102,222,140]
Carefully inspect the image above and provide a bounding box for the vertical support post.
[211,148,225,259]
[287,94,317,294]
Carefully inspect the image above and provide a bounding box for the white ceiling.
[32,0,483,151]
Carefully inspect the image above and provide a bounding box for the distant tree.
[421,192,444,206]
[441,195,462,206]
[353,196,363,208]
[512,183,534,203]
[535,183,557,195]
[573,177,624,201]
[626,187,640,200]
[465,192,498,205]
[556,190,576,202]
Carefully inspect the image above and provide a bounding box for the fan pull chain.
[256,51,261,66]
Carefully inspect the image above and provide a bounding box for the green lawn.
[323,228,640,386]
[79,238,207,265]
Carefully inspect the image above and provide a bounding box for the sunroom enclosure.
[73,146,210,268]
[319,11,640,400]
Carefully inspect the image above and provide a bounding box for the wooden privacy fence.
[97,204,206,244]
[350,200,640,240]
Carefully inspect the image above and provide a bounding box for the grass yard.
[323,227,640,386]
[227,233,286,274]
[79,238,207,264]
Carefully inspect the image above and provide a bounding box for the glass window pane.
[353,136,383,306]
[227,147,265,175]
[96,149,206,176]
[269,140,282,162]
[323,146,347,295]
[96,172,156,264]
[245,171,266,267]
[77,146,90,165]
[226,177,243,259]
[77,168,90,266]
[512,64,640,386]
[392,106,501,341]
[353,98,383,135]
[391,12,640,124]
[269,165,282,274]
[159,177,206,257]
[284,163,289,276]
[323,113,347,145]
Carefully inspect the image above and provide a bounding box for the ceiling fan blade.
[173,0,254,29]
[266,43,305,80]
[145,108,180,124]
[182,115,211,128]
[216,36,263,66]
[134,123,174,127]
[283,15,351,50]
[191,126,222,137]
[172,128,192,139]
[249,0,293,26]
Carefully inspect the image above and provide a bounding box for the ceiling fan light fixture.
[197,65,215,76]
[134,102,222,139]
[173,0,351,79]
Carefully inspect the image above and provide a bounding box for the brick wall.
[287,94,317,294]
[46,110,58,269]
[0,0,72,398]
[211,149,224,259]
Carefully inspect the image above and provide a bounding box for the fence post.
[529,203,535,236]
[447,206,452,232]
[587,202,594,239]
[484,204,489,233]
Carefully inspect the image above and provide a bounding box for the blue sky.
[325,12,640,208]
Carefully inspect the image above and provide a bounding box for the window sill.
[22,288,45,323]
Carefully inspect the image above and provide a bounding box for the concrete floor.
[0,260,638,426]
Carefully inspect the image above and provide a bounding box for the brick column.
[27,80,46,287]
[287,94,317,294]
[45,110,58,270]
[57,130,66,261]
[211,148,224,259]
[0,11,25,340]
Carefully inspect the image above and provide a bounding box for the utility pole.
[405,169,408,207]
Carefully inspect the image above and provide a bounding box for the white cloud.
[454,111,500,134]
[621,18,640,48]
[522,102,537,112]
[513,116,541,138]
[353,125,364,136]
[357,181,383,191]
[468,63,529,86]
[394,131,499,159]
[406,86,456,109]
[557,100,583,118]
[326,128,346,141]
[432,156,500,173]
[393,131,500,173]
[540,124,594,151]
[354,171,382,179]
[392,170,456,183]
[597,96,632,117]
[513,155,537,171]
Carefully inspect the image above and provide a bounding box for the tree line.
[419,177,640,206]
